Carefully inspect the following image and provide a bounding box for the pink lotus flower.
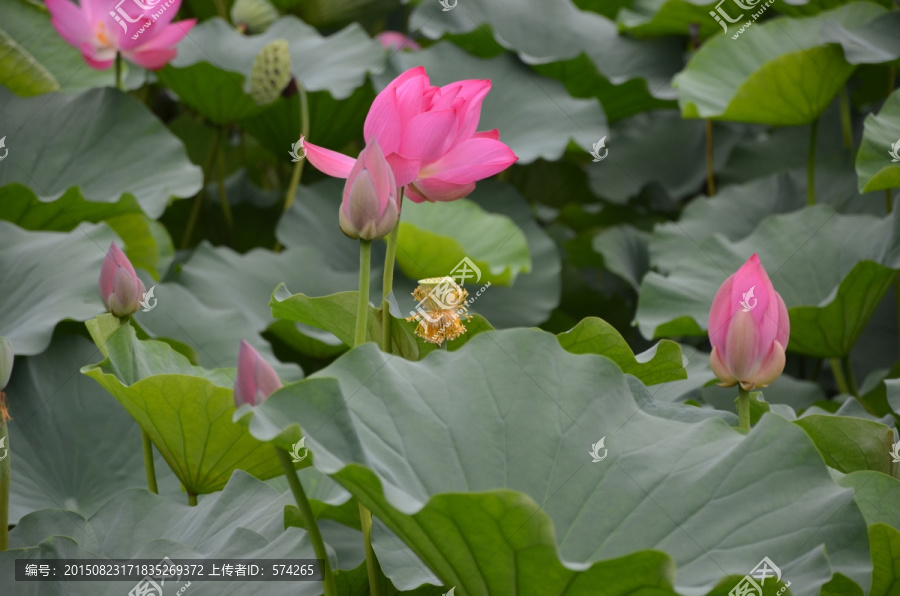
[339,140,400,240]
[99,243,146,318]
[46,0,196,70]
[303,66,518,203]
[708,254,790,390]
[375,32,421,52]
[234,340,283,407]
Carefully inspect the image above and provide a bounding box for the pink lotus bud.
[99,243,146,318]
[708,254,790,390]
[339,140,400,240]
[0,336,12,391]
[234,340,283,407]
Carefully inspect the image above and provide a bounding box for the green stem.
[142,430,158,494]
[839,87,853,149]
[115,52,123,90]
[181,131,221,249]
[807,118,819,206]
[359,503,380,596]
[0,393,9,551]
[276,448,337,596]
[705,119,716,196]
[841,357,859,398]
[737,386,751,432]
[355,240,372,347]
[380,202,402,353]
[282,82,310,214]
[216,128,234,232]
[830,358,851,396]
[187,491,197,506]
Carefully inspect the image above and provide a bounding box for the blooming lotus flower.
[303,66,518,203]
[375,32,421,52]
[708,254,790,390]
[339,140,400,240]
[0,336,12,392]
[99,243,146,318]
[234,340,282,407]
[46,0,196,70]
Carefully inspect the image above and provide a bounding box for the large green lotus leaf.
[0,471,326,595]
[242,330,872,595]
[382,42,608,164]
[6,333,181,524]
[396,198,530,286]
[592,225,650,291]
[617,0,723,39]
[160,16,380,124]
[0,184,143,230]
[839,471,900,527]
[794,415,895,475]
[869,523,900,596]
[774,0,892,17]
[857,88,900,193]
[635,206,900,354]
[81,325,289,495]
[0,87,201,219]
[136,242,358,376]
[673,3,887,124]
[409,0,683,100]
[0,222,122,355]
[821,10,900,64]
[557,317,686,385]
[0,0,144,96]
[584,111,743,204]
[277,180,562,329]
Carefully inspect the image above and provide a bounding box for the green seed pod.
[231,0,279,34]
[249,39,292,106]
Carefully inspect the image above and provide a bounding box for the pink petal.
[724,310,762,384]
[773,292,790,349]
[125,47,177,70]
[375,31,421,51]
[393,75,427,127]
[709,346,736,387]
[99,243,137,300]
[752,341,786,388]
[708,272,735,355]
[83,44,116,70]
[132,18,195,52]
[46,0,92,48]
[303,138,356,179]
[364,67,428,153]
[399,109,458,164]
[408,178,475,203]
[234,339,282,407]
[474,129,500,140]
[362,140,397,213]
[419,137,517,183]
[385,153,421,188]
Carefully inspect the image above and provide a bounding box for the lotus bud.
[708,254,790,390]
[231,0,279,33]
[99,243,146,319]
[0,337,12,391]
[339,140,400,240]
[249,39,292,106]
[234,340,283,407]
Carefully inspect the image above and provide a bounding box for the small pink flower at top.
[375,31,421,52]
[233,340,283,407]
[303,66,518,203]
[46,0,196,70]
[99,243,146,318]
[708,254,790,390]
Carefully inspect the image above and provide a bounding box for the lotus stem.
[705,119,716,196]
[187,491,197,506]
[737,386,751,432]
[282,81,309,215]
[841,357,859,398]
[381,202,402,353]
[0,393,9,551]
[355,240,372,347]
[115,52,123,90]
[276,448,337,596]
[830,358,851,396]
[839,87,852,149]
[359,503,380,596]
[142,430,158,494]
[807,119,818,206]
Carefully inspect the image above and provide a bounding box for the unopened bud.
[231,0,279,34]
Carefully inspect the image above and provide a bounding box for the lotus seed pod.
[231,0,278,34]
[249,39,292,106]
